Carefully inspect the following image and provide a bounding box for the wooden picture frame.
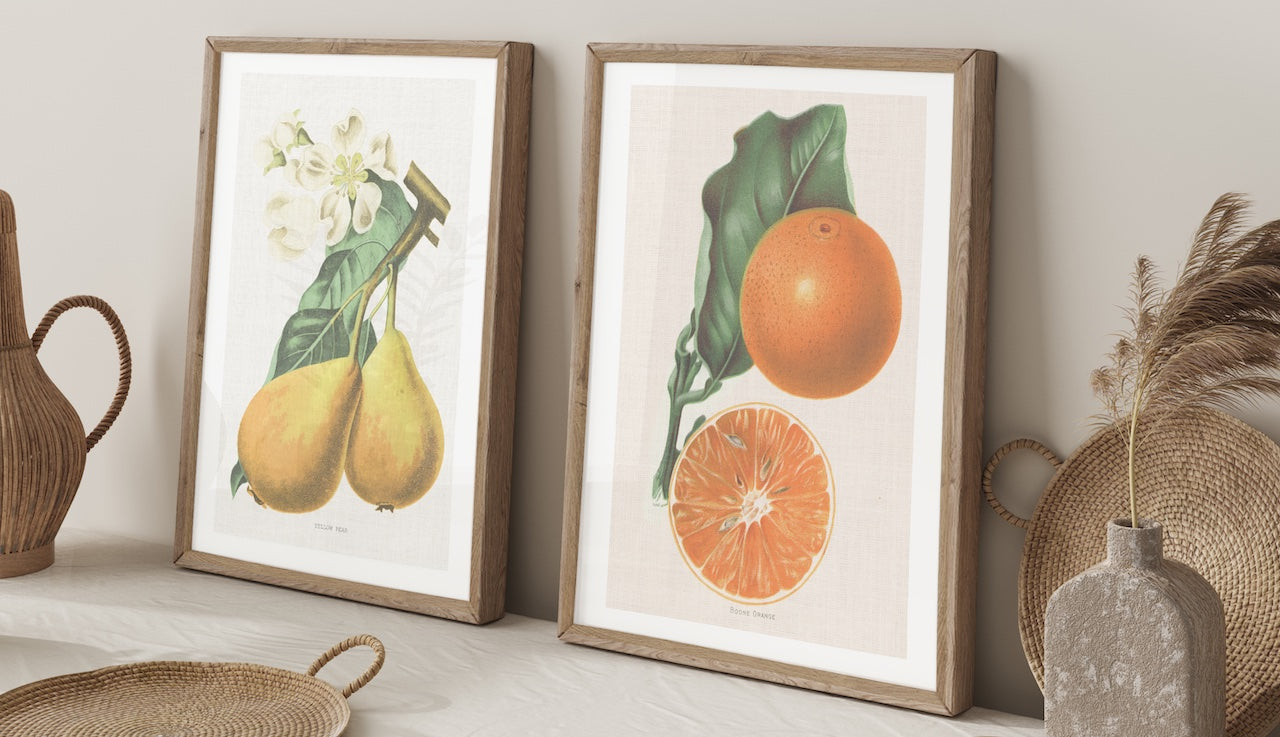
[175,37,532,624]
[559,44,994,714]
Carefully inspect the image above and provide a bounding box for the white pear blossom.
[253,111,311,174]
[263,191,320,261]
[255,109,400,255]
[270,111,305,149]
[290,109,398,246]
[253,138,279,173]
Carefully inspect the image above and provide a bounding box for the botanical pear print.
[233,109,452,515]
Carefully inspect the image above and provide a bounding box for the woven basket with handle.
[0,634,385,736]
[985,407,1280,737]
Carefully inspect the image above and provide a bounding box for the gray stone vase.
[1044,518,1225,737]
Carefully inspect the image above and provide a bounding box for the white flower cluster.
[255,110,398,260]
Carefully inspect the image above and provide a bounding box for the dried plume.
[1093,194,1280,524]
[1092,256,1160,423]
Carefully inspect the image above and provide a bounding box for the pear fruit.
[237,356,362,513]
[345,326,444,511]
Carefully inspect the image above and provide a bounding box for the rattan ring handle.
[307,634,386,699]
[31,295,132,453]
[982,438,1062,529]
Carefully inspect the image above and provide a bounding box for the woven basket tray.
[985,408,1280,737]
[0,634,384,736]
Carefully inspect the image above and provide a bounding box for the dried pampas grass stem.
[1093,193,1280,526]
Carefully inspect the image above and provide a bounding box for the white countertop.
[0,530,1043,736]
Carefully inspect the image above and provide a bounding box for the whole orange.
[739,208,901,399]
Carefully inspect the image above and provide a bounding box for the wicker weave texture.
[989,408,1280,737]
[0,662,346,736]
[0,190,132,576]
[0,635,384,736]
[0,190,14,234]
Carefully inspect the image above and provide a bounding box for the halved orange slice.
[669,403,834,604]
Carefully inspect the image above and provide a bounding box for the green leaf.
[272,308,361,375]
[683,415,707,447]
[302,242,389,339]
[304,244,386,308]
[263,149,286,175]
[230,461,246,498]
[692,105,856,382]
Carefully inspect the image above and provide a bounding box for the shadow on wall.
[505,44,574,621]
[973,57,1055,720]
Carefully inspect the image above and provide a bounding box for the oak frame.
[174,37,532,625]
[558,43,995,714]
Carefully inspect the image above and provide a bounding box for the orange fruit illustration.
[669,403,834,604]
[739,207,902,399]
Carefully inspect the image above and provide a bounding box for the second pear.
[345,271,444,511]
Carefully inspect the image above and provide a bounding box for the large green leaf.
[230,171,417,497]
[272,308,378,377]
[302,242,387,308]
[692,105,856,382]
[297,243,391,359]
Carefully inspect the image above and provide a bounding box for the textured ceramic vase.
[1044,518,1225,737]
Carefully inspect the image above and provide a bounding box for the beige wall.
[4,0,1279,723]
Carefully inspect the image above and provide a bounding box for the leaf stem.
[675,381,720,407]
[653,319,712,504]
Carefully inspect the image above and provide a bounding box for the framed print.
[175,37,532,624]
[559,44,994,713]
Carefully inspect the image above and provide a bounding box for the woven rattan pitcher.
[0,190,131,578]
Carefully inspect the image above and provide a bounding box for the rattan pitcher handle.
[982,438,1062,529]
[307,634,385,698]
[31,295,132,453]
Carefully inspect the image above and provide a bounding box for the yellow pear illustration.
[237,355,362,513]
[346,266,445,511]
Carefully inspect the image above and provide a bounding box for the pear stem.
[347,176,440,357]
[387,263,398,331]
[366,284,390,325]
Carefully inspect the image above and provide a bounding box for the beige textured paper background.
[205,71,479,569]
[603,86,927,656]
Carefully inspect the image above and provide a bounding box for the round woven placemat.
[0,634,384,737]
[987,408,1280,737]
